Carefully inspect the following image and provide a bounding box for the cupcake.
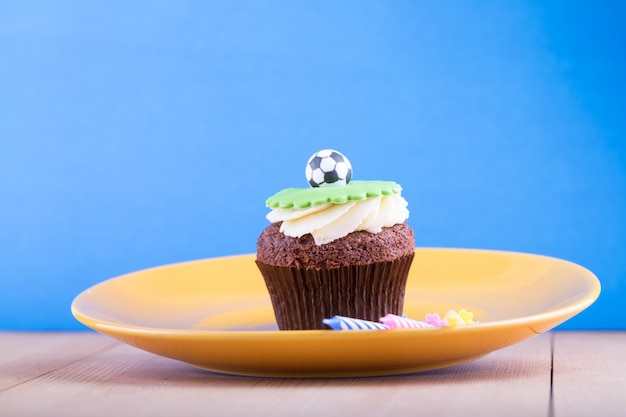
[256,149,415,330]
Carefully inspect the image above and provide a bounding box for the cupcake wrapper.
[255,253,414,330]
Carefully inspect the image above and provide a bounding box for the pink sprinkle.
[425,313,449,327]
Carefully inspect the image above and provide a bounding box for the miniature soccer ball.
[305,149,352,187]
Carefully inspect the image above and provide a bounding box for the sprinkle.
[459,308,478,324]
[444,308,478,327]
[425,313,449,327]
[322,316,390,330]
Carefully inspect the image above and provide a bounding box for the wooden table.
[1,331,624,416]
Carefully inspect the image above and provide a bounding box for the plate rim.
[71,247,601,336]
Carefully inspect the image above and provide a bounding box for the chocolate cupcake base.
[256,253,414,330]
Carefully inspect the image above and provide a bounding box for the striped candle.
[322,316,390,330]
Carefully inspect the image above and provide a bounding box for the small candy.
[458,308,478,324]
[306,149,353,188]
[322,316,389,330]
[379,314,435,329]
[425,313,449,327]
[444,309,478,327]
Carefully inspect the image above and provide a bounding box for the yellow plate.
[71,249,600,377]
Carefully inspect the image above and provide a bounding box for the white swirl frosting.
[266,194,409,245]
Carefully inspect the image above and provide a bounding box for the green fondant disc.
[265,180,402,209]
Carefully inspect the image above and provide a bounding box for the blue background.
[1,1,624,330]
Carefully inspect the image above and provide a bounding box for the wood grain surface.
[0,332,624,417]
[552,332,626,417]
